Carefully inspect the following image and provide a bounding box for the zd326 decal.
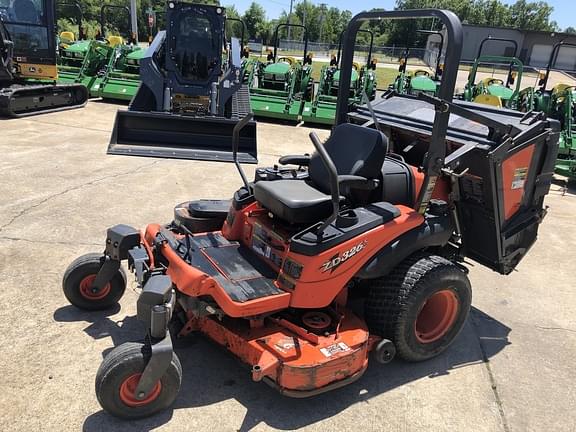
[320,240,368,273]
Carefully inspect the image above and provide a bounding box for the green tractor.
[519,42,576,180]
[92,5,143,100]
[301,29,377,125]
[462,37,523,109]
[390,30,444,97]
[249,23,314,121]
[58,4,137,98]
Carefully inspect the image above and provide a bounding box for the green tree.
[508,0,557,31]
[243,2,267,40]
[565,27,576,34]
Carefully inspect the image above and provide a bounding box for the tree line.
[56,0,568,47]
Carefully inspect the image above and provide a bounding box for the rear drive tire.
[96,342,182,419]
[365,253,471,362]
[62,253,127,311]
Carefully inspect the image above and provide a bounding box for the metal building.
[431,24,576,71]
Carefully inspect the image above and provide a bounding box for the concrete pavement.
[0,101,574,431]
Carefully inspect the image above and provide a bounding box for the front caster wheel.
[62,253,127,310]
[96,342,182,419]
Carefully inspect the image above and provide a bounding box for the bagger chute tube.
[62,7,559,420]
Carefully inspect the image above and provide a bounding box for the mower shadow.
[80,307,510,432]
[53,305,145,358]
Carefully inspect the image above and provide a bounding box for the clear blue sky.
[229,0,573,31]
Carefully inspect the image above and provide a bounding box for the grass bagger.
[0,0,88,117]
[461,36,524,109]
[301,29,377,125]
[62,8,559,420]
[519,42,576,180]
[108,2,257,164]
[249,23,314,121]
[391,30,444,97]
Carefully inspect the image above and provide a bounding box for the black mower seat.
[254,123,388,225]
[254,180,339,224]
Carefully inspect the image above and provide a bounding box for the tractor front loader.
[62,8,558,421]
[391,30,444,97]
[0,0,88,117]
[249,23,314,121]
[58,5,133,97]
[108,2,257,164]
[95,5,144,101]
[462,36,524,109]
[519,42,576,180]
[302,29,377,125]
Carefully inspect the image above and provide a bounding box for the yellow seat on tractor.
[107,35,124,47]
[60,31,75,43]
[552,84,574,97]
[474,94,502,108]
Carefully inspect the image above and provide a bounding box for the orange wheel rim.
[119,373,162,407]
[415,289,459,344]
[79,274,110,300]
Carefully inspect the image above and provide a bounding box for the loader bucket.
[108,110,258,164]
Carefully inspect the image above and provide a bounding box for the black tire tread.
[62,252,127,310]
[95,342,182,419]
[365,253,471,362]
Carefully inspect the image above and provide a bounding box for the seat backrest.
[474,94,502,108]
[60,31,75,43]
[107,35,124,47]
[309,123,388,196]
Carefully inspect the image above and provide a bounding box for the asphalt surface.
[0,101,575,431]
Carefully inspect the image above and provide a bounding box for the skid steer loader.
[108,2,257,164]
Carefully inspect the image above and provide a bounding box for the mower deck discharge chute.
[108,2,257,164]
[62,8,558,420]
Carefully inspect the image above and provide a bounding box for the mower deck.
[183,310,370,396]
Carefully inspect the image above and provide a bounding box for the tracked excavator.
[0,0,88,117]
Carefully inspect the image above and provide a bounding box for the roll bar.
[56,0,84,40]
[417,30,444,80]
[273,23,308,63]
[336,29,374,67]
[336,9,463,212]
[477,36,518,58]
[540,41,576,91]
[100,5,131,39]
[227,17,247,47]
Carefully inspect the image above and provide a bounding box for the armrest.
[338,175,380,190]
[278,154,311,166]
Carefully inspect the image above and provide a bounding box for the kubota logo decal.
[320,240,367,273]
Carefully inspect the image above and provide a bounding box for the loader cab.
[167,4,224,84]
[0,0,57,80]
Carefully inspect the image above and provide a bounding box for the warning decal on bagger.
[511,167,528,189]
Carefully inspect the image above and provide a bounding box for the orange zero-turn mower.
[62,9,559,420]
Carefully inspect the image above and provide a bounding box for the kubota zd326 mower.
[62,9,559,420]
[108,2,257,164]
